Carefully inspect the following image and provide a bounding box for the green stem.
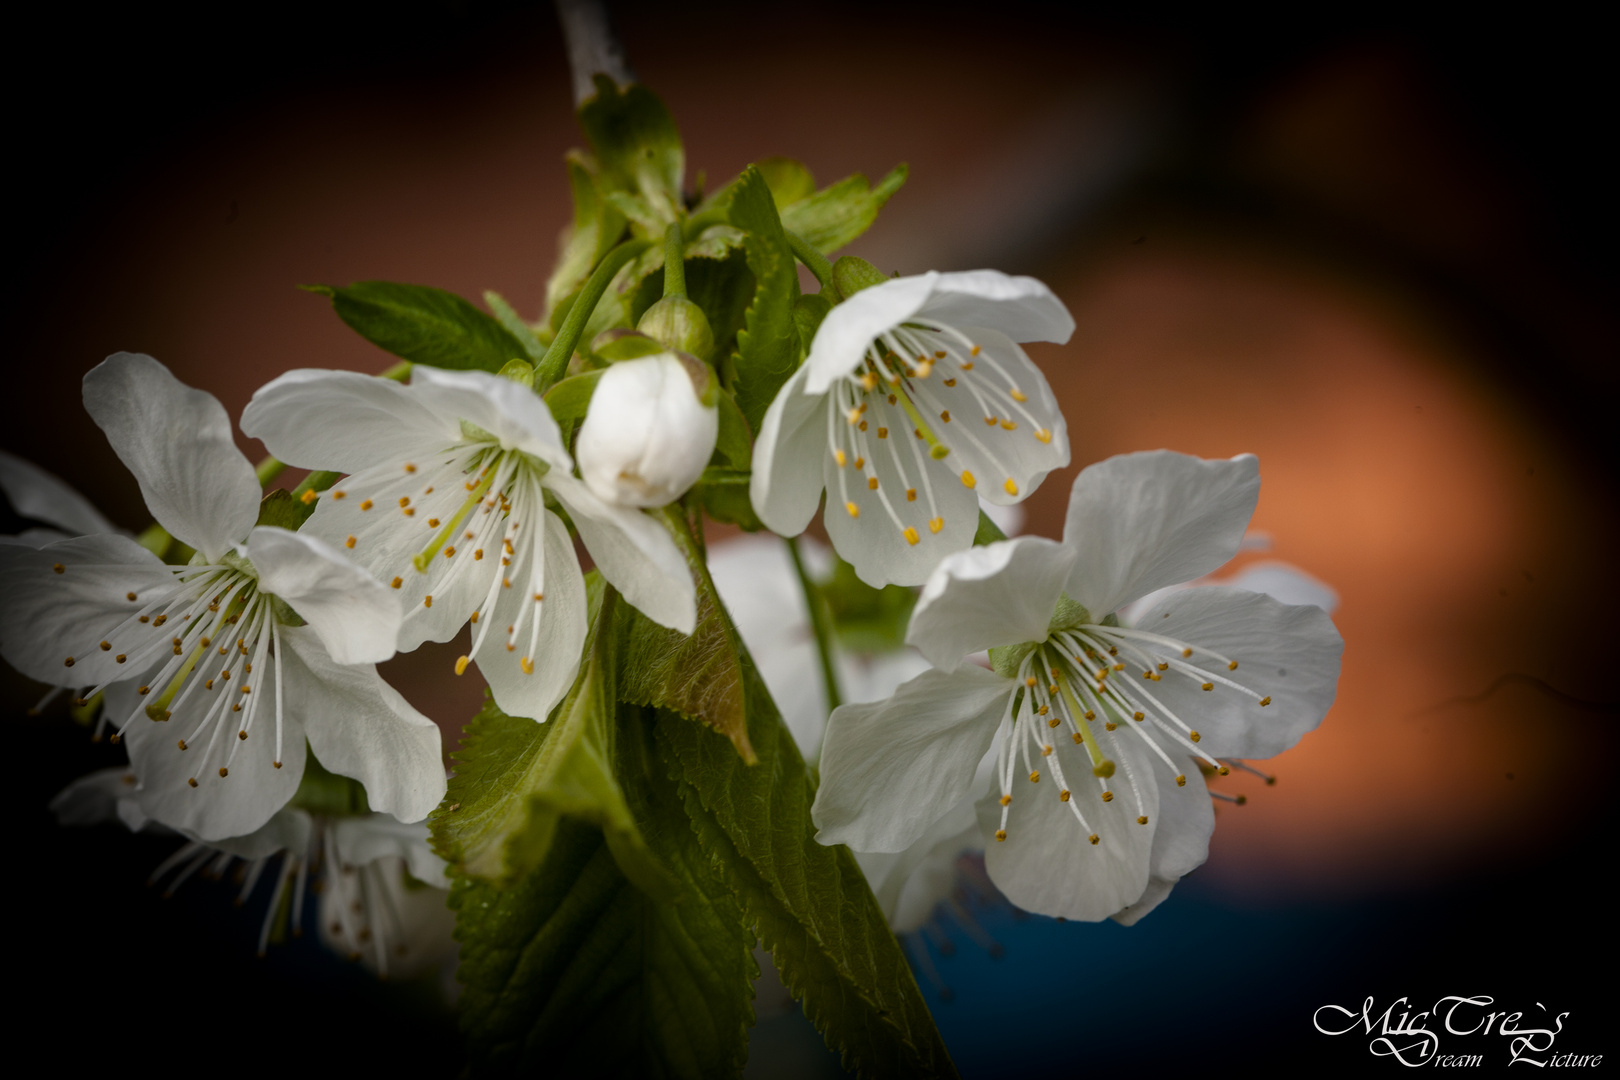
[536,238,653,391]
[255,457,286,486]
[291,471,344,498]
[662,220,685,298]
[787,536,841,714]
[785,230,840,301]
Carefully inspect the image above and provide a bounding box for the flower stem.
[663,220,685,298]
[787,536,841,715]
[785,230,840,301]
[255,457,286,486]
[536,238,653,392]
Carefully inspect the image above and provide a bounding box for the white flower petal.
[0,533,182,686]
[908,536,1074,670]
[209,806,314,860]
[813,665,1010,853]
[50,766,140,828]
[82,353,259,563]
[577,354,717,508]
[244,526,403,666]
[1110,876,1175,928]
[749,366,830,538]
[0,527,75,548]
[474,510,588,722]
[804,274,939,393]
[333,814,447,885]
[546,473,695,634]
[242,368,465,474]
[122,666,307,842]
[1108,753,1213,928]
[916,270,1076,345]
[978,734,1157,921]
[279,625,446,823]
[0,450,119,536]
[1224,560,1340,613]
[409,366,572,469]
[920,325,1069,505]
[1063,450,1260,617]
[857,795,981,933]
[1135,585,1342,759]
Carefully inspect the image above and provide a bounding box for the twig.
[553,0,634,104]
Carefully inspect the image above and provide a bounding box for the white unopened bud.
[576,353,718,508]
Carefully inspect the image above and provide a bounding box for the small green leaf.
[656,659,959,1079]
[578,76,684,227]
[542,368,605,447]
[692,469,763,532]
[307,281,530,373]
[254,488,314,531]
[618,511,754,763]
[754,156,816,208]
[780,164,908,255]
[483,290,546,361]
[431,583,665,891]
[728,166,803,434]
[973,508,1007,546]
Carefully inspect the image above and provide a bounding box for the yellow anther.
[1047,717,1060,728]
[846,407,861,424]
[424,595,433,608]
[1028,770,1040,783]
[929,517,944,533]
[1038,705,1049,715]
[1142,670,1154,680]
[858,420,868,432]
[854,457,865,469]
[427,517,440,527]
[1182,647,1193,657]
[399,497,410,508]
[470,611,480,623]
[1189,731,1201,743]
[1133,711,1144,721]
[332,490,346,499]
[983,416,997,426]
[995,829,1007,842]
[1060,790,1071,802]
[404,463,417,473]
[116,655,126,664]
[859,372,878,391]
[521,657,534,675]
[999,794,1012,807]
[845,501,859,518]
[903,527,919,546]
[1084,710,1094,720]
[178,740,187,751]
[444,546,456,558]
[1025,676,1037,688]
[940,409,951,423]
[100,641,111,651]
[888,394,897,405]
[970,345,981,356]
[960,470,976,489]
[153,615,167,627]
[345,535,356,549]
[1105,721,1117,730]
[454,655,471,676]
[474,549,484,560]
[877,427,889,439]
[1072,732,1083,744]
[1042,745,1053,757]
[403,507,415,517]
[1201,682,1214,692]
[300,489,318,505]
[1137,815,1149,825]
[126,592,137,601]
[389,576,402,589]
[238,730,248,741]
[51,563,67,574]
[1000,420,1018,430]
[1259,696,1272,707]
[1088,834,1099,845]
[867,476,879,490]
[1217,765,1230,776]
[906,487,917,501]
[273,761,283,769]
[63,657,75,668]
[1101,791,1114,803]
[1034,429,1052,443]
[1228,661,1239,671]
[1009,388,1028,402]
[943,378,956,387]
[188,778,197,788]
[1157,662,1168,671]
[1176,775,1187,787]
[218,767,229,778]
[1003,478,1018,496]
[360,499,373,510]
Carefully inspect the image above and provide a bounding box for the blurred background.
[5,2,1612,1072]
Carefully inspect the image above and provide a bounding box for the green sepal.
[303,281,529,373]
[726,166,803,434]
[779,165,908,255]
[450,700,757,1079]
[656,659,960,1079]
[617,510,755,763]
[543,368,605,448]
[483,290,547,361]
[254,488,314,532]
[989,641,1036,679]
[578,76,684,227]
[691,468,763,532]
[429,581,668,893]
[973,508,1007,546]
[832,255,890,298]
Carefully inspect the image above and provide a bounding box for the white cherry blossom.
[241,364,696,724]
[576,352,718,508]
[0,354,444,841]
[750,270,1074,588]
[811,450,1343,922]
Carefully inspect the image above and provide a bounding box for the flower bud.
[576,352,718,508]
[636,296,716,361]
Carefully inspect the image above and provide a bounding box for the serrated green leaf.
[655,659,958,1079]
[692,469,763,532]
[728,166,802,434]
[254,488,314,531]
[780,165,908,255]
[618,510,754,763]
[451,729,756,1080]
[755,156,816,208]
[544,153,629,328]
[431,584,665,891]
[578,76,684,227]
[483,290,546,361]
[307,281,530,373]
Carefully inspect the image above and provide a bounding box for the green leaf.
[655,659,958,1079]
[542,368,605,448]
[727,166,803,434]
[818,555,917,654]
[254,488,314,531]
[451,711,757,1079]
[973,508,1007,546]
[754,156,816,208]
[713,391,752,470]
[618,510,754,763]
[431,583,665,891]
[483,290,546,361]
[692,468,763,532]
[780,165,908,255]
[306,281,530,373]
[792,293,831,355]
[578,76,684,227]
[544,153,629,329]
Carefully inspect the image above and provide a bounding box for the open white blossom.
[0,354,444,841]
[576,352,718,508]
[242,365,696,724]
[812,451,1343,922]
[750,270,1074,588]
